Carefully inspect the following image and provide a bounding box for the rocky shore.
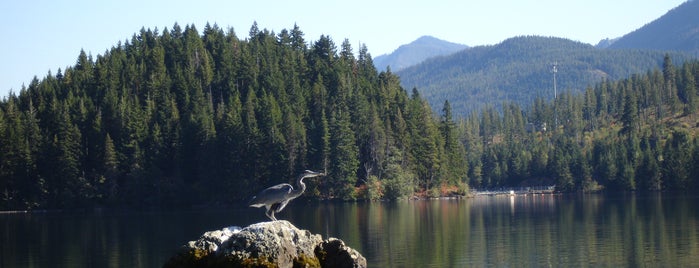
[163,220,366,268]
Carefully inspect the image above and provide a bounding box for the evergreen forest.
[0,23,467,209]
[461,54,699,192]
[1,23,698,210]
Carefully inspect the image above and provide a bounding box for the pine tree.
[638,143,661,191]
[328,104,359,200]
[406,88,441,194]
[440,100,467,186]
[307,76,330,177]
[680,62,697,115]
[53,103,84,206]
[0,96,25,208]
[663,54,679,115]
[364,107,387,180]
[663,129,692,190]
[552,141,574,191]
[290,23,306,51]
[22,99,45,207]
[102,133,119,202]
[620,86,639,137]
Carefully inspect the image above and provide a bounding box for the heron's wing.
[248,183,293,207]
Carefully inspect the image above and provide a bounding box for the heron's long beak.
[304,170,325,177]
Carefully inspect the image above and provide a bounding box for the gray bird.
[248,170,325,221]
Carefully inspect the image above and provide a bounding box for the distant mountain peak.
[608,0,699,52]
[373,36,468,72]
[595,37,620,49]
[412,35,446,44]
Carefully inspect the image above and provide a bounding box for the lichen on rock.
[163,220,366,268]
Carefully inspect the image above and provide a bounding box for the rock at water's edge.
[163,220,366,268]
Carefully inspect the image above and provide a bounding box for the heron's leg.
[265,208,277,221]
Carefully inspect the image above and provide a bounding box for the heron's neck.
[289,176,307,198]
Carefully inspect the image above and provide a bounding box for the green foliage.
[362,175,382,201]
[0,23,468,209]
[663,129,694,190]
[328,104,359,200]
[382,166,416,200]
[459,58,699,193]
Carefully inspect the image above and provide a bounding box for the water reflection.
[1,194,698,267]
[288,194,699,267]
[0,209,259,268]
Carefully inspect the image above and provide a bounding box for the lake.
[2,193,698,267]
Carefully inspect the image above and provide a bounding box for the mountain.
[373,36,467,71]
[595,37,619,49]
[398,36,693,116]
[608,0,699,52]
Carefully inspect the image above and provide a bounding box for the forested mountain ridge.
[0,23,468,210]
[398,36,693,116]
[608,0,699,53]
[373,36,468,72]
[459,55,699,192]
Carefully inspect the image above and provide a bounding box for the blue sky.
[0,0,686,98]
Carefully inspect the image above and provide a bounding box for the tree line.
[460,55,699,192]
[1,23,698,211]
[0,23,467,210]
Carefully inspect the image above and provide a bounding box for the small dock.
[473,185,556,196]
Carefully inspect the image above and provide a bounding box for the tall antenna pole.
[552,62,558,100]
[552,62,558,128]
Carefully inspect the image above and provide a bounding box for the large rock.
[163,220,366,268]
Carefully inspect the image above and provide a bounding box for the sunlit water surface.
[1,194,698,267]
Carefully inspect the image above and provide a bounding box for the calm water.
[1,194,698,267]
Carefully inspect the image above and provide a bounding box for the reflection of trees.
[3,196,697,267]
[347,195,699,267]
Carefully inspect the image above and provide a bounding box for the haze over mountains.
[379,0,699,116]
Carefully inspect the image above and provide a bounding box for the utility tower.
[552,62,558,100]
[552,62,558,127]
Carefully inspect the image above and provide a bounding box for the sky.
[0,0,687,98]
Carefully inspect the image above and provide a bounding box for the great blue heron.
[248,170,325,221]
